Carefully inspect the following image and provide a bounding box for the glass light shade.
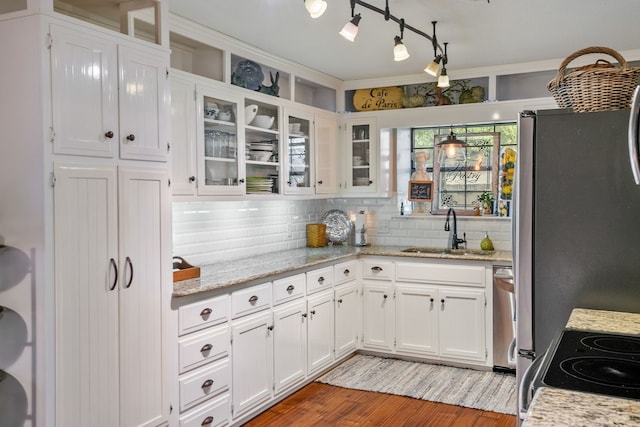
[393,37,410,61]
[424,56,441,76]
[339,14,361,42]
[437,133,467,164]
[305,0,327,18]
[437,71,450,88]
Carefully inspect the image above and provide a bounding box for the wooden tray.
[173,256,200,282]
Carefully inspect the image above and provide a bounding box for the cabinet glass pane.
[245,99,280,194]
[286,116,311,190]
[202,96,239,188]
[352,124,371,187]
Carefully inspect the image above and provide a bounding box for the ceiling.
[169,0,640,82]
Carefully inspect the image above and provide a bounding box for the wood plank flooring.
[242,382,517,426]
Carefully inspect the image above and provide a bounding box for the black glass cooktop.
[539,329,640,400]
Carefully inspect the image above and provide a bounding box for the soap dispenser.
[480,231,494,251]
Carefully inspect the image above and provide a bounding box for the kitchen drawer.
[179,325,229,374]
[179,393,230,427]
[180,359,230,412]
[306,266,334,295]
[231,282,272,319]
[334,260,358,285]
[273,273,305,305]
[179,294,229,336]
[362,259,395,281]
[396,262,486,287]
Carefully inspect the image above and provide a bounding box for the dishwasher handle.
[518,350,546,420]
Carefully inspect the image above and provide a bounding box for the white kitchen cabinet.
[170,72,198,195]
[50,23,169,162]
[395,284,439,356]
[54,163,170,427]
[244,98,281,195]
[231,310,273,418]
[306,290,335,375]
[273,299,307,395]
[314,112,339,194]
[284,110,314,195]
[438,288,486,362]
[343,118,378,194]
[334,281,360,359]
[362,281,395,352]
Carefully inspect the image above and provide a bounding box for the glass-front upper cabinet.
[344,118,378,193]
[284,111,313,195]
[244,98,280,195]
[196,86,243,196]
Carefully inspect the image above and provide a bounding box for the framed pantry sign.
[408,180,433,202]
[353,86,403,111]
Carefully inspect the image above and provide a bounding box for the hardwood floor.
[243,382,517,426]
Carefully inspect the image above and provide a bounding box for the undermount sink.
[401,247,495,256]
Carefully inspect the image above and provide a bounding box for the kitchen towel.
[317,354,516,415]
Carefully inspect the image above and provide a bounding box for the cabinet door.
[396,284,438,356]
[344,118,378,193]
[54,164,120,427]
[361,281,394,352]
[197,84,244,196]
[334,282,359,359]
[118,167,170,426]
[314,112,339,194]
[438,288,486,362]
[50,24,119,158]
[284,111,313,195]
[170,73,198,195]
[118,45,169,162]
[273,300,307,395]
[307,290,335,375]
[231,311,273,418]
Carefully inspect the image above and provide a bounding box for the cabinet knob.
[343,269,350,275]
[200,307,212,317]
[104,131,114,139]
[369,180,373,184]
[189,176,196,182]
[310,310,316,315]
[126,134,135,142]
[200,343,213,353]
[383,294,388,299]
[287,181,292,185]
[302,313,308,318]
[239,178,245,183]
[318,180,323,185]
[317,276,325,283]
[286,285,295,293]
[201,416,214,426]
[337,298,343,304]
[201,379,214,389]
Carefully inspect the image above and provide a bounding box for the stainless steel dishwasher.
[493,265,516,372]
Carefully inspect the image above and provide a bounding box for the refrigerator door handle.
[518,350,546,420]
[628,86,640,184]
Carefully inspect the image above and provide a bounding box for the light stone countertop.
[523,308,640,427]
[172,245,512,298]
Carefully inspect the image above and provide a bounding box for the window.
[411,122,517,214]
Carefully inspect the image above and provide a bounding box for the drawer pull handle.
[126,134,135,142]
[201,416,214,426]
[249,295,259,304]
[343,269,350,275]
[200,344,213,353]
[201,379,214,389]
[104,130,114,139]
[317,276,325,283]
[200,308,212,316]
[286,285,295,293]
[109,258,118,291]
[371,266,383,272]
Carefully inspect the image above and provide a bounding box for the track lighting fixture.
[304,0,327,18]
[437,42,450,88]
[393,19,409,62]
[309,1,454,77]
[437,129,468,164]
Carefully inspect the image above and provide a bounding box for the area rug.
[316,354,517,415]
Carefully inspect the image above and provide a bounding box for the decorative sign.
[353,86,404,111]
[408,180,433,202]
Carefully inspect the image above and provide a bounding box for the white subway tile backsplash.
[172,197,512,264]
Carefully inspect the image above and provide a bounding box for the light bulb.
[393,36,410,61]
[437,72,450,88]
[305,0,327,18]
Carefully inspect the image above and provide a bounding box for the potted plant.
[477,192,495,215]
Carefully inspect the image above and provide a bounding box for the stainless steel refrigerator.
[514,107,640,420]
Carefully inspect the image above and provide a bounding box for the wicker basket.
[306,223,327,247]
[547,46,640,112]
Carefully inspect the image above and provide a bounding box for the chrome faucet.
[444,208,466,249]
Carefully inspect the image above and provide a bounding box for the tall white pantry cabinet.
[0,11,172,427]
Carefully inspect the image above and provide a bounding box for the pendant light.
[437,130,467,164]
[424,21,442,76]
[437,42,450,88]
[339,0,361,42]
